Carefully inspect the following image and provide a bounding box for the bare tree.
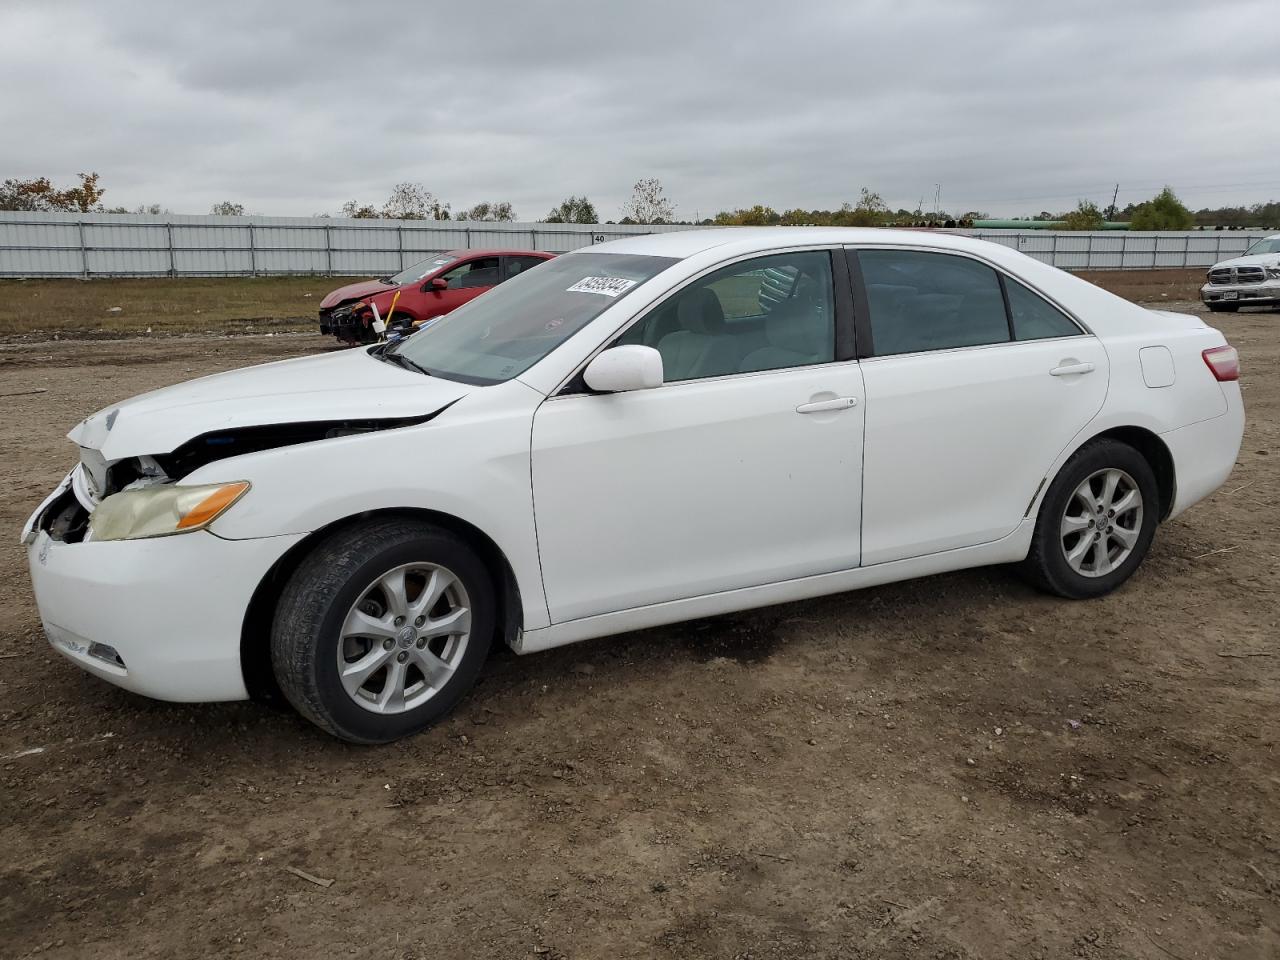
[341,200,380,219]
[621,178,675,224]
[382,182,450,220]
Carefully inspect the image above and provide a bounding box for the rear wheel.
[271,519,494,743]
[1019,439,1159,599]
[1207,302,1239,313]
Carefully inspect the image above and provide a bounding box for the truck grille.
[1210,266,1265,285]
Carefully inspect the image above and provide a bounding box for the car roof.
[442,248,552,259]
[584,227,1006,261]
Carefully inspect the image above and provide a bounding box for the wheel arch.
[1050,425,1176,522]
[240,507,524,700]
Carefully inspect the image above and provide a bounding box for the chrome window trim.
[845,242,1095,341]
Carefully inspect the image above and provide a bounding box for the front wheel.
[1018,439,1159,599]
[271,519,494,743]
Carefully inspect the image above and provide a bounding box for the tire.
[271,518,494,743]
[1207,303,1239,313]
[1018,439,1160,599]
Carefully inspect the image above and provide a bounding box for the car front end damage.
[21,346,473,703]
[320,301,378,344]
[23,472,302,701]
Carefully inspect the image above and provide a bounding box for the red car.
[318,248,554,344]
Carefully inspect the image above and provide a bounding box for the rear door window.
[442,256,501,289]
[1005,277,1081,340]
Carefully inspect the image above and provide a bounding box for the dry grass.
[0,268,1214,342]
[0,276,341,339]
[1075,267,1206,303]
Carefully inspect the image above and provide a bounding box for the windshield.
[392,252,678,384]
[1243,238,1280,256]
[388,253,457,285]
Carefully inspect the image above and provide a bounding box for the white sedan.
[22,229,1244,742]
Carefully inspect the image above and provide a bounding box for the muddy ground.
[0,277,1277,959]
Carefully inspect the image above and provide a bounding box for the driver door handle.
[797,396,858,414]
[1050,361,1095,377]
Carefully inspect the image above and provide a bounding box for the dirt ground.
[0,275,1277,959]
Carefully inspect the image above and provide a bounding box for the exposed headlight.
[1266,267,1280,280]
[86,481,250,542]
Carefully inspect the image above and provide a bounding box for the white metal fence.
[0,212,1271,278]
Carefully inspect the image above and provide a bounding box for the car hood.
[319,278,395,310]
[1211,253,1280,270]
[68,347,472,461]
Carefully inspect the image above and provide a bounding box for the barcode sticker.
[566,276,637,297]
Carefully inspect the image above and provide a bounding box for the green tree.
[543,195,598,223]
[712,205,781,225]
[1129,187,1194,231]
[1058,200,1105,231]
[457,200,516,222]
[210,201,245,216]
[0,172,105,212]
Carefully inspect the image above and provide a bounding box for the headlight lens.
[87,481,250,542]
[1266,267,1280,279]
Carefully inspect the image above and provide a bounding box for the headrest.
[765,280,825,355]
[676,287,726,335]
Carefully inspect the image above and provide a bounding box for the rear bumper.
[26,526,305,702]
[1161,382,1245,519]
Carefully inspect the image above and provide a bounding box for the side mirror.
[583,345,664,393]
[427,277,448,291]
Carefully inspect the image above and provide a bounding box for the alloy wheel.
[337,563,472,714]
[1059,468,1144,578]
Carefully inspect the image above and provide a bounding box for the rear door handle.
[1050,361,1095,377]
[796,397,858,414]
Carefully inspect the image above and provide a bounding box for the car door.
[850,246,1109,565]
[530,248,865,624]
[426,256,502,316]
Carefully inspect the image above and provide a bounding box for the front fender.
[193,379,550,630]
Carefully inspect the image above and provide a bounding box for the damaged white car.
[23,229,1244,743]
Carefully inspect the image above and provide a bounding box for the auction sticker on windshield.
[566,277,638,297]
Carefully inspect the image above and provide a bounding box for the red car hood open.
[319,278,396,310]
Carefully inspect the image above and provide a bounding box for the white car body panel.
[20,227,1245,705]
[531,362,866,622]
[27,524,304,701]
[857,336,1109,565]
[68,347,471,462]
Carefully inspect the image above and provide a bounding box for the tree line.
[3,173,1276,230]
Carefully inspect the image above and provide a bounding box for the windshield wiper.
[377,276,396,284]
[380,348,432,376]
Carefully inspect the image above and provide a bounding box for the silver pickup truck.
[1200,234,1280,312]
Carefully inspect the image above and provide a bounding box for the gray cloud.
[3,0,1278,219]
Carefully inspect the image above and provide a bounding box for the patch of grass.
[0,276,346,338]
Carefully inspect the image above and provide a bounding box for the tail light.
[1202,345,1239,382]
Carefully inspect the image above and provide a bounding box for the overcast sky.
[3,0,1278,220]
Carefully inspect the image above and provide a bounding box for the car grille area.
[1210,266,1265,285]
